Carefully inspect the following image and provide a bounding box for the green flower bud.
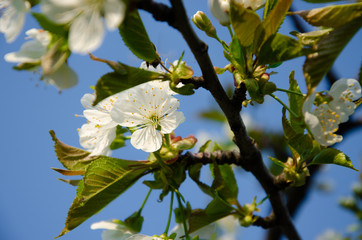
[192,11,217,38]
[172,134,197,150]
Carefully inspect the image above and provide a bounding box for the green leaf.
[31,12,67,36]
[290,29,333,46]
[288,71,305,133]
[311,148,357,171]
[230,2,261,47]
[303,17,362,90]
[229,36,246,75]
[215,164,238,204]
[245,78,264,103]
[119,10,159,62]
[268,156,286,168]
[188,196,233,234]
[188,163,214,197]
[254,0,293,52]
[198,140,212,153]
[294,3,362,28]
[49,130,96,171]
[258,33,313,65]
[170,82,195,95]
[57,158,149,237]
[58,179,82,187]
[94,63,167,105]
[263,0,279,19]
[199,109,227,122]
[281,108,297,141]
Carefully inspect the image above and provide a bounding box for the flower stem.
[176,191,190,240]
[276,88,305,96]
[269,93,299,118]
[227,25,234,38]
[164,191,174,235]
[164,133,171,147]
[138,188,152,215]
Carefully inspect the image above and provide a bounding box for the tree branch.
[138,1,301,239]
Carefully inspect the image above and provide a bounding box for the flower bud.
[170,60,194,82]
[172,134,197,150]
[192,11,217,38]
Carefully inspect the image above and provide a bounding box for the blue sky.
[0,1,361,240]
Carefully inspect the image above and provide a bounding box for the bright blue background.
[0,1,361,240]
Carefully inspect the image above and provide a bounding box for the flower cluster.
[4,28,78,90]
[303,78,361,146]
[209,0,266,25]
[78,62,185,155]
[41,0,126,53]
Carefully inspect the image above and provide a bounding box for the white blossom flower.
[328,78,361,123]
[0,0,30,42]
[208,0,265,25]
[209,0,230,26]
[41,0,126,53]
[111,82,185,152]
[78,93,119,156]
[303,92,343,146]
[4,28,78,90]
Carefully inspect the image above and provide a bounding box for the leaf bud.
[192,11,217,38]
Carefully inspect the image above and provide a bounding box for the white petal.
[130,126,162,152]
[329,78,362,101]
[91,221,120,230]
[104,0,126,29]
[41,0,82,24]
[81,93,96,109]
[0,0,29,43]
[160,111,185,134]
[4,40,47,63]
[79,123,116,156]
[43,63,78,90]
[102,230,133,240]
[68,9,104,53]
[126,234,154,240]
[84,109,114,125]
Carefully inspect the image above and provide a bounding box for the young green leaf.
[263,0,279,19]
[258,33,313,65]
[303,17,362,90]
[119,10,160,62]
[294,2,362,28]
[57,158,150,237]
[254,0,293,52]
[94,63,168,105]
[230,36,246,75]
[49,130,97,171]
[287,71,305,133]
[188,195,233,234]
[311,148,357,171]
[230,1,261,47]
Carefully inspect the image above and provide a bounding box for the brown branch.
[138,1,301,239]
